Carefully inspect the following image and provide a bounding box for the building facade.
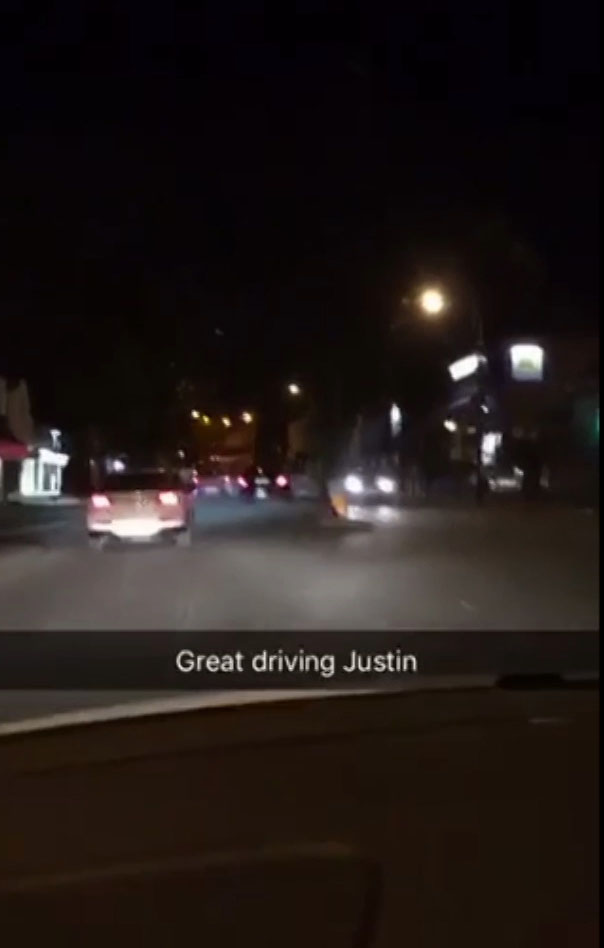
[0,377,31,500]
[0,377,69,500]
[443,334,599,498]
[18,427,70,499]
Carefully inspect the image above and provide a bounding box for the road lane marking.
[0,546,72,591]
[459,599,477,612]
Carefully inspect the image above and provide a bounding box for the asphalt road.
[0,495,599,630]
[0,496,598,724]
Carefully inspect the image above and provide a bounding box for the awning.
[0,418,29,460]
[0,440,29,461]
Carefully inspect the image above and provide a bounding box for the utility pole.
[472,293,487,506]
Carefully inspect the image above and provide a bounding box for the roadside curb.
[0,520,63,537]
[7,497,83,508]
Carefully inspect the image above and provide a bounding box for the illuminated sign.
[509,343,545,382]
[448,353,485,382]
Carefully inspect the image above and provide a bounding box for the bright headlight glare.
[344,474,364,494]
[376,476,396,494]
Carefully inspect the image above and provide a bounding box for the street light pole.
[471,291,487,506]
[285,377,342,513]
[405,282,488,506]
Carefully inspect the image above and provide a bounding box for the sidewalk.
[396,483,599,512]
[5,494,82,508]
[0,498,82,533]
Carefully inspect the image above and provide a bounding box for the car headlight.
[344,474,364,494]
[376,475,396,494]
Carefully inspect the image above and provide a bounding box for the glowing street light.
[201,414,211,425]
[221,416,232,428]
[399,279,487,505]
[241,411,254,424]
[190,409,200,420]
[287,382,302,396]
[418,287,446,316]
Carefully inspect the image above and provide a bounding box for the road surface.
[0,496,598,723]
[0,496,598,630]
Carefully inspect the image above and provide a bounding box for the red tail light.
[237,476,248,488]
[158,490,180,506]
[275,474,289,488]
[91,493,110,509]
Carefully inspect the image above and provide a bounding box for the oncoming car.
[87,470,195,549]
[341,469,399,502]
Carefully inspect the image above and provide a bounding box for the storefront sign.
[509,343,545,382]
[448,353,485,382]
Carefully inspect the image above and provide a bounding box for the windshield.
[0,8,598,730]
[1,15,598,948]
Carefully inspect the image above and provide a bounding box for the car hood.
[0,674,572,737]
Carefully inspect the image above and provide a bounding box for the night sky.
[1,1,599,432]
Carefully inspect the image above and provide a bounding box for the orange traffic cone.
[330,492,349,519]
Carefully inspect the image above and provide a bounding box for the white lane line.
[459,599,477,612]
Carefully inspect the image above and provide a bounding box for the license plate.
[255,487,268,499]
[112,519,160,538]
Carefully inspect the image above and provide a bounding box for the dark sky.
[1,1,599,425]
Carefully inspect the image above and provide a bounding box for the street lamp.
[190,409,200,420]
[241,411,254,424]
[221,416,232,428]
[403,281,487,504]
[418,287,446,317]
[287,382,302,396]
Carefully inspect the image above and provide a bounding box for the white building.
[1,376,69,500]
[18,429,70,498]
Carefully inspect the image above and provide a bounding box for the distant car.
[195,465,237,497]
[237,467,292,500]
[87,470,195,549]
[196,470,226,497]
